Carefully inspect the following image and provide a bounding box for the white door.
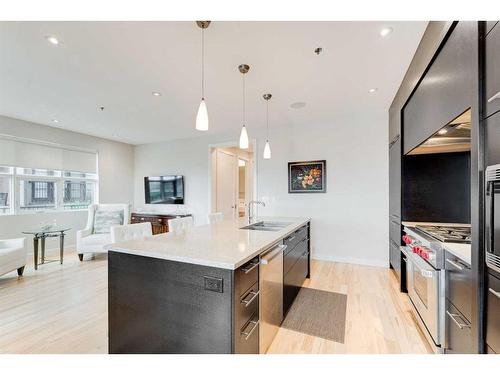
[216,150,237,219]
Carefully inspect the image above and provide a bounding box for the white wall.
[134,112,389,268]
[0,116,135,253]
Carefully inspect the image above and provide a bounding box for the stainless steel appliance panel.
[259,243,284,354]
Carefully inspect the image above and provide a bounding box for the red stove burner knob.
[422,251,429,260]
[413,246,419,254]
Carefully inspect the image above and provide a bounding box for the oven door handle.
[408,253,435,279]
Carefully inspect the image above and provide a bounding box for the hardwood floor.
[0,250,431,354]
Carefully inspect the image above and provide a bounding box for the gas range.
[402,224,471,270]
[414,225,471,244]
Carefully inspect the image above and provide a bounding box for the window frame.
[0,166,99,216]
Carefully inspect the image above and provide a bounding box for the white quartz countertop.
[106,216,310,270]
[443,243,472,265]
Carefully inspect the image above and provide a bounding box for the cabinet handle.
[403,257,407,263]
[488,90,500,103]
[446,258,466,271]
[446,310,471,330]
[287,236,296,242]
[489,287,500,299]
[241,290,259,307]
[241,319,259,340]
[241,261,259,274]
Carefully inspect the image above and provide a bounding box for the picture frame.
[288,160,327,193]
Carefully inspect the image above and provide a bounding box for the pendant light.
[195,21,210,131]
[263,93,272,159]
[238,64,250,149]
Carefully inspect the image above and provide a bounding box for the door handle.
[488,90,500,103]
[241,319,259,340]
[489,287,500,299]
[446,310,471,330]
[240,290,259,307]
[241,260,259,274]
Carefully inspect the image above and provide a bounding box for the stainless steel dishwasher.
[259,242,285,353]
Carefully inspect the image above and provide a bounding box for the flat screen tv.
[144,176,184,204]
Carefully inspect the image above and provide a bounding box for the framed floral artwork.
[288,160,326,193]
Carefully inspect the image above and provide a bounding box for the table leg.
[41,236,46,264]
[59,233,65,265]
[33,236,39,271]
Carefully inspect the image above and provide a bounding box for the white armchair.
[76,204,130,261]
[0,238,27,277]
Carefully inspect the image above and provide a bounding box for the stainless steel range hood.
[407,109,471,155]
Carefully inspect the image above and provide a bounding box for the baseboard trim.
[311,253,389,268]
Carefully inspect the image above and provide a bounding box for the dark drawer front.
[234,312,259,354]
[283,248,308,315]
[486,272,500,353]
[445,299,473,354]
[445,251,473,322]
[235,257,259,298]
[235,282,259,332]
[284,225,308,252]
[284,238,308,275]
[486,24,500,118]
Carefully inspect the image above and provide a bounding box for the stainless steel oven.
[406,250,445,348]
[486,164,500,273]
[403,227,446,352]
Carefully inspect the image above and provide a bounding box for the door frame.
[208,139,258,218]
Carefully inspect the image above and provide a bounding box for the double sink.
[240,221,291,232]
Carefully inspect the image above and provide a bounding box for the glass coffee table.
[22,226,71,270]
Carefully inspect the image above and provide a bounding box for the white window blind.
[0,136,97,173]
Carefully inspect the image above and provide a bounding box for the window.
[63,180,96,210]
[19,180,56,211]
[0,167,13,214]
[0,166,98,215]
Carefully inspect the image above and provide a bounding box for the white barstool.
[207,212,224,224]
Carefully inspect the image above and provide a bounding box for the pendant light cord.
[266,100,269,141]
[201,28,205,99]
[242,73,246,126]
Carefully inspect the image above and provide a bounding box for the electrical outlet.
[204,276,223,293]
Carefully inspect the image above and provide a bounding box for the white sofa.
[0,238,27,277]
[76,204,130,261]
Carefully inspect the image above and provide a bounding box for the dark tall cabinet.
[483,20,500,354]
[389,136,402,284]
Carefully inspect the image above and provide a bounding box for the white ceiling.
[0,21,427,145]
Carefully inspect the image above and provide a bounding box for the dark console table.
[131,212,191,235]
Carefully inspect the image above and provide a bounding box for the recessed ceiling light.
[46,36,59,45]
[438,129,448,135]
[51,119,59,123]
[152,92,162,97]
[290,102,306,109]
[368,88,378,93]
[380,27,394,37]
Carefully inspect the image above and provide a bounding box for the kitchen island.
[107,217,310,354]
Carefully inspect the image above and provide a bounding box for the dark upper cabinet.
[403,22,476,154]
[485,23,500,118]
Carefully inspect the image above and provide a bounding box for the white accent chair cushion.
[0,238,27,277]
[77,204,130,258]
[168,216,194,233]
[111,222,153,243]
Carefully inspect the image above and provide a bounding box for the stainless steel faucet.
[248,200,265,223]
